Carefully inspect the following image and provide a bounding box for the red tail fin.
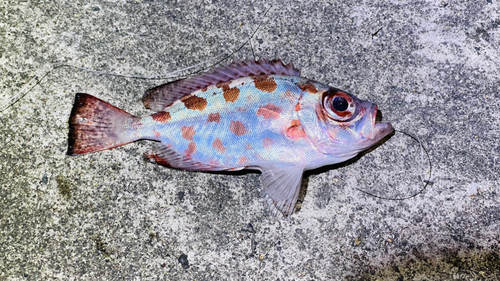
[67,93,139,155]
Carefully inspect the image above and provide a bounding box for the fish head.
[301,87,393,163]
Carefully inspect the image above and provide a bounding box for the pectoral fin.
[261,166,305,219]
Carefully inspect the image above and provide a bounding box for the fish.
[67,59,393,219]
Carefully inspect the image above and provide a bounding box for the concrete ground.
[1,0,499,280]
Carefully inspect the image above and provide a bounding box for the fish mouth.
[359,104,394,147]
[373,120,394,140]
[373,106,393,138]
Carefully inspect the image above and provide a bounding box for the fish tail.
[67,93,140,155]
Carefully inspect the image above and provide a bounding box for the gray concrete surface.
[1,0,499,280]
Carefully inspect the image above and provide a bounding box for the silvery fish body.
[68,59,393,218]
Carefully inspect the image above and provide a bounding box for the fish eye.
[323,90,355,122]
[332,96,348,112]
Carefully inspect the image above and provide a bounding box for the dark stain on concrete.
[56,174,72,200]
[359,250,500,280]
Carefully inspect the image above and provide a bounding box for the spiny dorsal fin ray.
[142,59,300,111]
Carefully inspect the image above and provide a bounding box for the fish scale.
[137,75,314,169]
[67,59,393,219]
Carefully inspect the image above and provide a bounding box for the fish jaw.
[355,103,394,151]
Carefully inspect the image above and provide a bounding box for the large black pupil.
[332,96,348,112]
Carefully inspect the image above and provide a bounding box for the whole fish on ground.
[67,59,393,219]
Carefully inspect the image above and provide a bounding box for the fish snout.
[359,103,393,140]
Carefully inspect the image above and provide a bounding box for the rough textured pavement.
[1,0,499,280]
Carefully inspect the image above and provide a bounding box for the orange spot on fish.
[286,119,307,140]
[257,103,283,120]
[230,120,248,136]
[151,111,171,123]
[298,83,318,94]
[212,138,226,153]
[253,75,277,93]
[207,112,221,123]
[153,129,161,138]
[284,89,295,101]
[223,87,240,103]
[208,159,221,166]
[181,95,208,111]
[238,156,249,165]
[263,137,274,150]
[185,142,196,157]
[181,125,196,141]
[294,103,301,111]
[217,81,240,103]
[245,143,253,150]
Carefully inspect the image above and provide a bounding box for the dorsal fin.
[142,59,301,111]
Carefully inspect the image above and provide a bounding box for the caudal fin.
[67,93,139,155]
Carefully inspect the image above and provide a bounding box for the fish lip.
[372,105,394,138]
[374,121,394,138]
[358,121,393,151]
[359,104,394,146]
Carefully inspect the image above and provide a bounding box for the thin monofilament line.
[0,6,273,114]
[0,57,225,114]
[63,55,228,79]
[354,129,432,200]
[200,6,272,75]
[0,64,55,113]
[413,132,424,166]
[0,52,225,114]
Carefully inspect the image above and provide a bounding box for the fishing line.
[200,6,272,73]
[354,129,432,200]
[0,6,273,114]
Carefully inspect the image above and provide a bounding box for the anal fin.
[261,165,305,219]
[145,143,224,171]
